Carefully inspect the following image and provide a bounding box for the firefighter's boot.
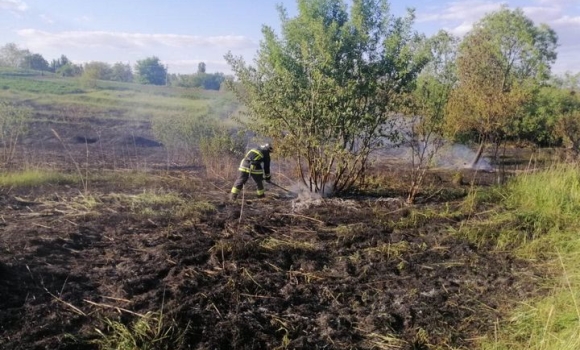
[229,192,238,201]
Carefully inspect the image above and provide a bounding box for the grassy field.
[1,68,579,349]
[490,165,580,349]
[0,68,240,123]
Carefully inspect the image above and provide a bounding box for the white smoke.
[289,182,333,200]
[376,116,495,171]
[434,143,493,171]
[379,141,494,171]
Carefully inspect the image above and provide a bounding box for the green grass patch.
[505,164,580,234]
[363,241,411,260]
[81,189,216,222]
[460,185,505,215]
[22,89,212,122]
[480,240,580,350]
[0,169,77,187]
[465,164,580,349]
[106,191,184,218]
[92,311,188,350]
[0,67,44,78]
[0,75,85,95]
[394,204,465,229]
[0,68,240,124]
[260,237,316,251]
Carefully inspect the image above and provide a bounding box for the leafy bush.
[152,110,245,173]
[152,108,211,162]
[555,111,580,159]
[199,126,246,179]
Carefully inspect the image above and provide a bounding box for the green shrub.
[151,108,211,162]
[152,110,245,174]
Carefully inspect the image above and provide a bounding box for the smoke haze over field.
[434,144,493,171]
[378,142,494,171]
[376,116,494,171]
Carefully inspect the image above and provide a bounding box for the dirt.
[0,119,542,349]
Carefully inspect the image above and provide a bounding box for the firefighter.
[229,143,273,200]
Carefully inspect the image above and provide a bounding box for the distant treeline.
[0,43,229,90]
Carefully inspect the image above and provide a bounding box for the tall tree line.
[0,43,227,89]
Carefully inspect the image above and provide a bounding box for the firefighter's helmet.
[260,143,273,152]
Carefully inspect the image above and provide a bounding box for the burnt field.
[0,118,543,349]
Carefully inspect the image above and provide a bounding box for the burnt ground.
[0,118,543,349]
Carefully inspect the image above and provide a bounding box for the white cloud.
[74,16,91,23]
[417,0,504,23]
[521,6,562,22]
[417,0,507,36]
[39,14,54,24]
[448,21,474,36]
[418,0,579,34]
[0,0,27,12]
[534,0,576,5]
[553,15,580,26]
[16,29,257,51]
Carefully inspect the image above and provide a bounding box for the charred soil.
[0,121,542,349]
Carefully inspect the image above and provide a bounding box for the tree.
[446,7,558,167]
[194,73,225,90]
[83,61,113,80]
[57,62,82,77]
[50,54,70,72]
[550,72,580,91]
[226,0,428,195]
[0,43,29,68]
[197,62,206,74]
[543,88,580,157]
[405,30,458,203]
[556,109,580,159]
[135,56,167,85]
[172,72,225,90]
[517,84,567,147]
[111,62,133,82]
[22,53,50,71]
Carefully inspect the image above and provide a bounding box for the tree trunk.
[471,140,486,169]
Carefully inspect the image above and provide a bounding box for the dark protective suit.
[230,147,271,199]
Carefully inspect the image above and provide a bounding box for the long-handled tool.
[268,181,292,193]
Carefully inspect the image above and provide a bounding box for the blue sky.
[1,0,579,75]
